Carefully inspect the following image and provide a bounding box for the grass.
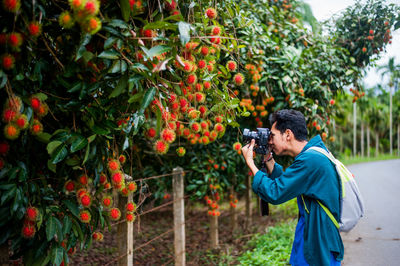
[339,153,400,166]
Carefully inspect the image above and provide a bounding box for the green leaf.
[47,141,63,155]
[98,50,120,59]
[146,45,172,59]
[128,92,144,103]
[35,132,52,143]
[63,200,79,217]
[75,34,92,61]
[70,135,88,152]
[83,143,90,165]
[108,19,129,29]
[144,21,177,30]
[120,0,130,22]
[178,22,191,45]
[51,246,64,266]
[109,72,128,98]
[51,143,68,164]
[139,87,157,113]
[46,216,57,241]
[47,160,56,173]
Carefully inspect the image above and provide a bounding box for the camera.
[243,128,271,155]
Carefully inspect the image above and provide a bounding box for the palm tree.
[377,57,400,155]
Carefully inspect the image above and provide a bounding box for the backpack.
[302,146,365,232]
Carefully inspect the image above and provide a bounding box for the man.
[242,109,343,266]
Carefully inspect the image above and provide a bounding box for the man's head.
[268,109,308,156]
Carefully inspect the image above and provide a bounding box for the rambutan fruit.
[15,114,28,130]
[78,174,89,185]
[207,63,214,72]
[233,142,242,151]
[154,139,169,154]
[59,11,75,29]
[28,21,42,37]
[8,32,23,50]
[101,196,112,207]
[161,128,176,143]
[146,127,157,139]
[205,7,217,19]
[79,210,91,223]
[99,173,107,185]
[198,105,208,116]
[2,108,17,123]
[194,92,205,103]
[36,102,49,117]
[210,36,221,45]
[4,123,20,140]
[26,206,39,222]
[109,207,121,221]
[68,0,84,10]
[226,60,237,72]
[214,115,223,123]
[126,212,136,222]
[118,154,126,164]
[30,96,41,110]
[104,182,111,190]
[111,171,123,184]
[143,29,156,38]
[2,0,20,13]
[80,194,91,207]
[83,17,102,35]
[1,54,15,70]
[64,180,75,192]
[186,74,197,85]
[0,142,10,155]
[5,96,22,111]
[176,146,186,157]
[165,0,177,11]
[202,136,210,145]
[188,109,200,120]
[107,159,120,173]
[211,26,221,35]
[214,123,225,133]
[200,46,209,56]
[76,188,88,199]
[83,0,100,15]
[126,202,137,212]
[200,121,208,131]
[203,81,211,90]
[233,73,245,86]
[190,122,201,133]
[198,59,206,69]
[127,181,137,192]
[21,225,35,238]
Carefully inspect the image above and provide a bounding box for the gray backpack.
[303,147,365,232]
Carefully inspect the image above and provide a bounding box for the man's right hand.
[241,139,259,175]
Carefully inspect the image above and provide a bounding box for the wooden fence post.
[209,215,219,248]
[245,174,252,229]
[117,177,134,266]
[173,167,185,266]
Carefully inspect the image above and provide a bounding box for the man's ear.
[285,129,292,140]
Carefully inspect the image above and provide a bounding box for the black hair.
[269,109,308,141]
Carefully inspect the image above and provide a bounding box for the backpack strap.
[303,146,341,230]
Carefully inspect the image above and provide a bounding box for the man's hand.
[241,139,259,175]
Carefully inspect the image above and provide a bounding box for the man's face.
[269,122,287,155]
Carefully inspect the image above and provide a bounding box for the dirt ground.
[69,200,283,266]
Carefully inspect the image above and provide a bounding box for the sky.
[304,0,400,89]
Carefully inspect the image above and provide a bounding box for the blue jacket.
[252,135,344,265]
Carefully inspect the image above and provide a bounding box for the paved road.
[341,159,400,266]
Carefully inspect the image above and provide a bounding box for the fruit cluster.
[21,207,40,239]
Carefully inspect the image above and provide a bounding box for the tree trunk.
[353,102,357,157]
[375,132,379,157]
[398,124,399,157]
[361,121,364,157]
[367,126,370,158]
[390,87,393,155]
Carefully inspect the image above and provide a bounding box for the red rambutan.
[161,128,176,143]
[64,180,75,192]
[226,60,237,72]
[21,224,35,238]
[205,7,217,19]
[26,207,39,222]
[79,210,91,223]
[109,208,121,221]
[107,159,120,173]
[126,202,137,212]
[1,54,15,70]
[154,140,169,154]
[233,73,245,86]
[127,181,137,192]
[101,196,112,207]
[126,212,136,222]
[28,22,42,37]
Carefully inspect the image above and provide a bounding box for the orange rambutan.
[28,22,42,37]
[118,154,126,164]
[233,73,245,86]
[1,54,15,70]
[161,128,176,143]
[205,7,217,19]
[127,181,137,192]
[36,102,49,118]
[107,159,120,173]
[68,0,83,10]
[126,212,136,222]
[154,139,169,154]
[79,210,91,223]
[109,207,121,221]
[188,109,200,120]
[83,17,102,35]
[59,11,75,29]
[15,114,28,130]
[4,123,20,140]
[126,202,137,212]
[226,60,237,72]
[101,196,112,207]
[176,146,186,157]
